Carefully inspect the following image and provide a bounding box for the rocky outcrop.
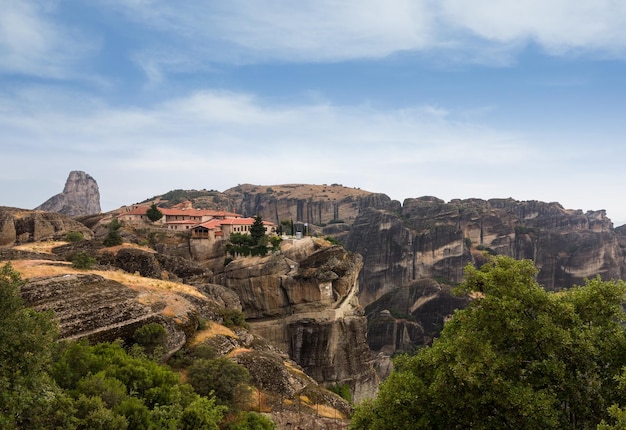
[36,171,101,216]
[0,206,94,246]
[9,255,352,428]
[223,183,400,228]
[364,279,471,356]
[346,198,621,307]
[217,237,379,402]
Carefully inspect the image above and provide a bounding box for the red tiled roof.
[192,217,275,230]
[120,206,242,218]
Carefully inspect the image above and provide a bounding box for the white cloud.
[440,0,626,55]
[0,87,545,208]
[102,0,626,77]
[0,0,98,78]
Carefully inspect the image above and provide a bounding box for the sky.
[2,1,626,224]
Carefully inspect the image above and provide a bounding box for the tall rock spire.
[35,171,101,216]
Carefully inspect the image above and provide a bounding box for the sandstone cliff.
[36,170,101,216]
[3,243,352,428]
[0,206,94,247]
[146,185,626,359]
[223,183,400,229]
[213,237,380,403]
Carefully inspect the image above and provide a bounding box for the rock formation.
[214,237,380,402]
[0,206,94,246]
[36,170,101,216]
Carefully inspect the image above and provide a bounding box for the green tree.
[65,231,84,242]
[227,411,276,430]
[133,322,167,357]
[187,358,251,408]
[0,263,64,429]
[351,256,626,429]
[71,251,96,269]
[250,215,266,245]
[146,203,163,222]
[180,397,226,430]
[103,218,123,247]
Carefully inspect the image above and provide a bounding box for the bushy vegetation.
[327,383,352,403]
[156,189,219,206]
[146,203,163,222]
[351,256,626,429]
[0,262,273,429]
[219,308,249,329]
[226,216,270,257]
[103,218,123,247]
[70,251,96,269]
[65,231,84,243]
[187,357,251,409]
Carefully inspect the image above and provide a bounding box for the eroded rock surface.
[36,171,101,216]
[0,206,94,246]
[217,237,379,402]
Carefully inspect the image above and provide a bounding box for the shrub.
[65,231,84,243]
[226,411,276,430]
[328,383,352,403]
[133,323,167,356]
[104,219,123,247]
[219,308,249,329]
[71,251,96,269]
[186,358,250,408]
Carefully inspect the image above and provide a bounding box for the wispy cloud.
[0,87,549,209]
[0,0,98,78]
[103,0,626,79]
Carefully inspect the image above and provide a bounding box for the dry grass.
[189,322,238,346]
[232,183,373,200]
[9,259,204,299]
[13,241,68,254]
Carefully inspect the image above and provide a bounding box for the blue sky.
[2,1,626,224]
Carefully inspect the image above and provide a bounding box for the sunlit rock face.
[217,237,380,402]
[36,170,101,216]
[0,206,94,246]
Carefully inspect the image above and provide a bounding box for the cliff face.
[223,183,400,228]
[36,170,101,216]
[0,206,94,246]
[346,197,620,308]
[215,237,379,402]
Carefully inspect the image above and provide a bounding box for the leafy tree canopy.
[351,256,626,430]
[146,203,163,222]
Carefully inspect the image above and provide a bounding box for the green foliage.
[250,216,266,244]
[51,339,226,428]
[133,322,167,357]
[220,308,249,329]
[324,235,340,245]
[0,263,61,429]
[186,358,251,408]
[70,251,96,269]
[226,224,269,257]
[327,383,352,403]
[351,256,626,429]
[158,189,218,206]
[179,397,226,430]
[269,235,282,250]
[65,230,84,242]
[146,203,163,222]
[103,218,123,247]
[226,411,276,430]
